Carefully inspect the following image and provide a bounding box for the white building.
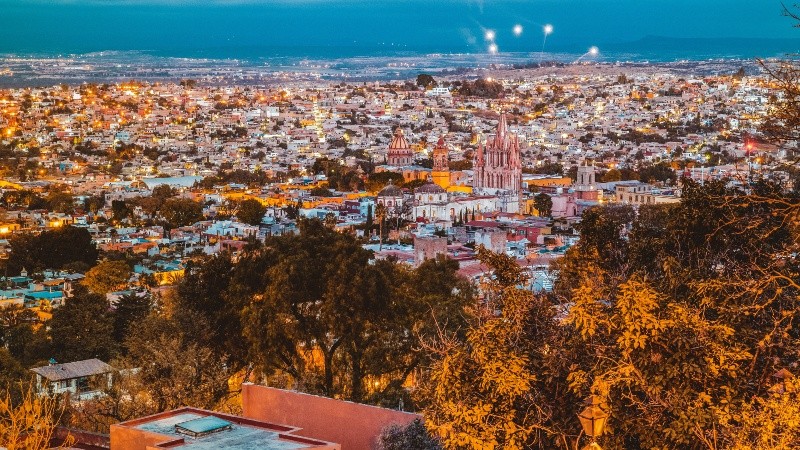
[31,359,115,400]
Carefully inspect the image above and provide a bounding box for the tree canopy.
[233,219,472,405]
[49,287,115,363]
[6,226,98,275]
[160,198,203,228]
[533,193,553,218]
[83,260,132,295]
[422,180,800,449]
[235,199,267,226]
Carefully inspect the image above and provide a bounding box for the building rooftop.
[31,359,114,382]
[115,407,336,450]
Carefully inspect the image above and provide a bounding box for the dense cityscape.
[1,1,800,450]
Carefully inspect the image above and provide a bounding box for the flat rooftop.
[115,408,336,450]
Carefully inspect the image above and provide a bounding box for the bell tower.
[431,136,450,189]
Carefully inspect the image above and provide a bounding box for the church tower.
[472,113,522,212]
[431,136,450,189]
[387,128,414,167]
[577,162,595,187]
[574,161,599,201]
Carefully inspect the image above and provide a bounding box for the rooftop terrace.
[113,407,337,450]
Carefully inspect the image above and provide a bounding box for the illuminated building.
[473,114,522,213]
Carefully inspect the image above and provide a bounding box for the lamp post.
[577,394,609,450]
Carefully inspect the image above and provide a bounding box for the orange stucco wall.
[242,384,420,450]
[110,424,174,450]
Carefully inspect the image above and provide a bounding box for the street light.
[578,394,609,449]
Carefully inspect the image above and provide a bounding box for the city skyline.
[2,1,800,449]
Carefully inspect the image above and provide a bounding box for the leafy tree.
[0,306,44,368]
[422,180,800,448]
[566,204,635,277]
[45,191,75,213]
[530,161,563,175]
[375,203,387,251]
[566,165,578,181]
[0,384,71,450]
[420,248,557,449]
[724,375,800,449]
[283,200,302,220]
[365,204,373,229]
[82,194,104,215]
[416,74,436,88]
[122,312,233,413]
[556,180,800,448]
[533,193,553,217]
[235,199,267,226]
[759,28,800,142]
[309,186,335,197]
[638,161,676,184]
[150,184,176,201]
[454,79,504,99]
[111,200,131,222]
[83,260,131,295]
[323,212,338,228]
[160,198,203,228]
[564,271,747,449]
[3,324,49,368]
[378,419,442,450]
[6,226,98,275]
[234,219,471,405]
[112,292,153,353]
[175,253,244,370]
[0,190,46,210]
[49,287,116,362]
[601,168,621,182]
[0,349,27,398]
[619,167,640,181]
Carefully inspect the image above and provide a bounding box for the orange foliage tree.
[0,384,71,450]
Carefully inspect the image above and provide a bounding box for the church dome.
[388,128,410,150]
[377,181,403,197]
[415,182,446,194]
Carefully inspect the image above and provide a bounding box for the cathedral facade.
[472,114,522,213]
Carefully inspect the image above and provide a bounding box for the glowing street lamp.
[539,24,554,65]
[513,24,523,37]
[578,395,609,449]
[484,29,496,41]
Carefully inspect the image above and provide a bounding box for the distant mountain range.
[598,35,800,60]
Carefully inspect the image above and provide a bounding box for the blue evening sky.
[0,0,796,57]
